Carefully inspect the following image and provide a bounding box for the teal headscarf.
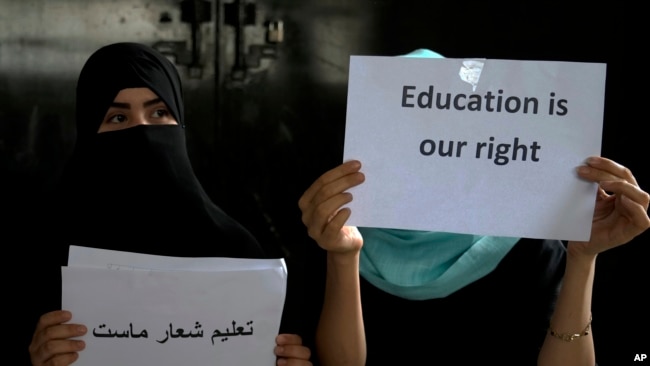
[359,228,519,300]
[357,49,520,300]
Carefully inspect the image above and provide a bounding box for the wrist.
[566,241,598,264]
[565,243,597,279]
[327,250,360,267]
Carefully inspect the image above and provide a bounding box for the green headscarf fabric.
[358,228,519,300]
[357,49,520,300]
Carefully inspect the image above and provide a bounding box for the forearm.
[538,244,596,366]
[316,251,366,366]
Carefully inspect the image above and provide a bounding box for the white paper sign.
[62,246,287,366]
[343,56,606,241]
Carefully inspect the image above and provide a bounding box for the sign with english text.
[343,55,606,241]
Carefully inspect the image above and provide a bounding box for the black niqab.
[56,42,264,259]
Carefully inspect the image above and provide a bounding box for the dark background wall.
[3,1,647,365]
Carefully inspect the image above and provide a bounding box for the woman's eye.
[109,114,127,123]
[152,109,169,118]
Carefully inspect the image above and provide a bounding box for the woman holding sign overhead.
[27,42,312,366]
[301,160,649,366]
[297,50,650,365]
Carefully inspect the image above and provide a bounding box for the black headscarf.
[55,42,265,259]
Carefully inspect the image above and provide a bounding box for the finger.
[315,192,353,225]
[596,186,609,201]
[300,173,363,224]
[600,180,650,210]
[33,352,81,366]
[277,359,313,366]
[320,208,352,243]
[310,208,352,250]
[30,311,86,358]
[32,323,87,348]
[275,344,312,360]
[275,334,312,364]
[576,165,620,185]
[298,162,364,234]
[31,339,85,366]
[34,310,73,334]
[31,327,87,362]
[304,170,363,228]
[302,187,353,226]
[580,156,639,186]
[306,195,353,242]
[299,160,362,211]
[619,194,650,231]
[276,333,303,345]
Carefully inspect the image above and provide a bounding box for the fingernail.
[277,358,287,365]
[577,166,590,174]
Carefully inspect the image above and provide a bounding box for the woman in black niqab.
[58,42,264,259]
[28,43,313,366]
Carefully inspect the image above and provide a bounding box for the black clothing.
[55,42,264,258]
[360,238,566,365]
[23,43,278,365]
[58,124,265,258]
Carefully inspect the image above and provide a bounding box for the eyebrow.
[109,98,164,109]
